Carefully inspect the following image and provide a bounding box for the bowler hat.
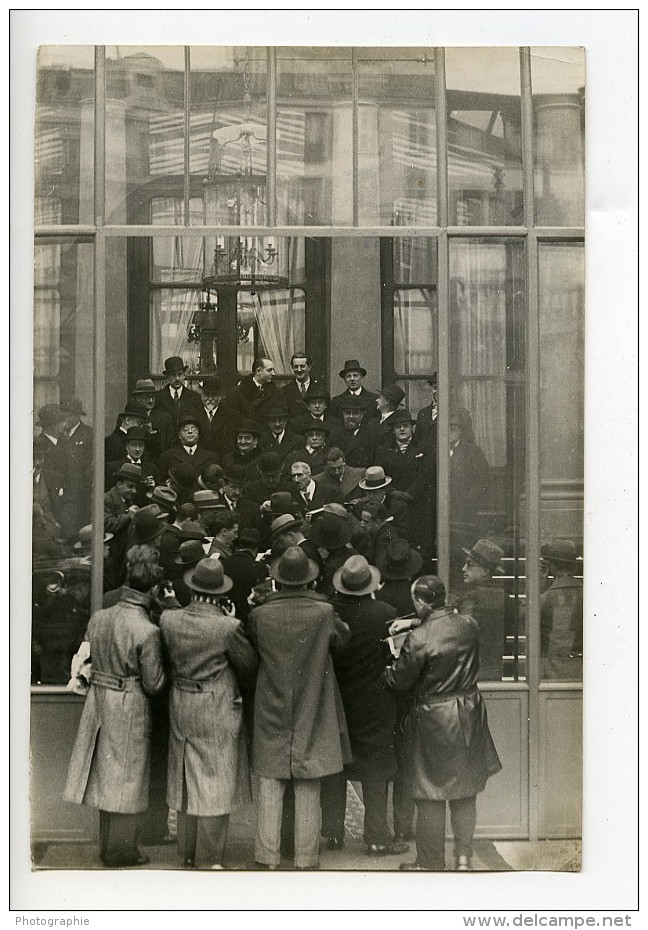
[174,539,206,566]
[132,509,165,545]
[542,539,579,565]
[178,414,201,431]
[198,464,224,490]
[304,381,331,404]
[150,486,178,509]
[299,419,330,436]
[236,419,261,436]
[38,404,67,430]
[257,451,283,476]
[376,538,423,580]
[237,527,261,548]
[73,524,114,551]
[333,554,381,596]
[264,402,290,420]
[270,513,304,543]
[178,521,206,541]
[132,378,156,395]
[164,356,188,374]
[60,397,86,416]
[122,401,148,420]
[113,462,142,483]
[462,538,505,574]
[270,546,319,587]
[307,510,353,549]
[184,557,233,595]
[379,383,405,408]
[193,490,224,510]
[125,425,147,442]
[338,393,372,411]
[339,359,367,379]
[168,463,198,491]
[389,409,416,427]
[222,464,247,485]
[359,466,392,491]
[199,374,223,395]
[270,492,296,516]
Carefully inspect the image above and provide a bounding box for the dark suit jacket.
[220,550,268,623]
[375,438,434,493]
[259,428,304,460]
[157,443,217,482]
[329,387,379,419]
[290,412,346,447]
[221,448,262,482]
[227,375,279,423]
[278,379,310,419]
[282,446,329,477]
[153,384,205,432]
[311,465,366,508]
[414,404,437,447]
[147,407,177,454]
[196,403,239,457]
[60,423,93,532]
[339,424,377,469]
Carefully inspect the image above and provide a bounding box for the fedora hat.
[168,463,198,490]
[379,383,405,407]
[389,409,416,428]
[462,538,505,574]
[198,464,224,490]
[164,356,188,374]
[132,509,165,545]
[307,510,353,549]
[178,414,201,431]
[270,491,296,516]
[299,419,330,436]
[304,381,331,404]
[222,463,247,485]
[236,418,261,436]
[333,554,381,597]
[193,490,224,510]
[199,374,223,395]
[113,462,142,483]
[124,425,147,442]
[257,451,283,476]
[376,538,423,580]
[270,545,319,587]
[174,539,206,566]
[359,466,392,491]
[270,513,304,543]
[542,539,579,565]
[339,359,367,378]
[37,404,67,430]
[150,485,178,509]
[178,521,206,541]
[338,393,372,411]
[122,401,148,420]
[73,524,114,551]
[60,397,86,416]
[132,378,156,395]
[184,557,233,595]
[237,526,261,548]
[264,402,290,420]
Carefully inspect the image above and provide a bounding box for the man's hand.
[388,616,420,636]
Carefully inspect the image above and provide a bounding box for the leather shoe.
[182,856,195,868]
[295,863,320,870]
[367,841,410,856]
[394,831,414,842]
[104,850,150,867]
[455,855,471,871]
[399,860,423,871]
[249,861,278,870]
[326,836,344,851]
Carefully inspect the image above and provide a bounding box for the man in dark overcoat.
[158,416,216,482]
[60,397,93,533]
[278,351,312,419]
[247,546,351,870]
[259,401,303,460]
[227,357,278,423]
[195,374,239,458]
[131,378,176,455]
[153,356,205,433]
[329,359,379,420]
[311,447,366,508]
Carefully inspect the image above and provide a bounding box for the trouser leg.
[100,811,141,866]
[281,780,295,853]
[319,770,347,840]
[415,799,447,870]
[293,779,321,869]
[197,814,230,867]
[361,781,391,847]
[393,710,415,837]
[255,777,285,867]
[99,809,109,861]
[449,796,477,860]
[176,811,198,866]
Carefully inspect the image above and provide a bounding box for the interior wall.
[329,238,382,394]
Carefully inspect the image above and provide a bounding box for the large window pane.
[276,48,353,225]
[446,48,523,226]
[539,243,584,682]
[35,47,95,225]
[448,239,526,681]
[357,48,437,226]
[532,48,585,227]
[190,47,268,227]
[32,241,95,685]
[105,46,185,223]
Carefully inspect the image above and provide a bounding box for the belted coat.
[383,607,502,800]
[248,589,352,779]
[159,603,258,816]
[63,588,167,813]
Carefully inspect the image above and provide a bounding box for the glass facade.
[31,45,585,838]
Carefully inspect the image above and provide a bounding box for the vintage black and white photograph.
[11,8,638,916]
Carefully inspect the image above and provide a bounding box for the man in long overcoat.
[247,546,351,870]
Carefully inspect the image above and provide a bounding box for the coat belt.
[92,670,142,692]
[172,676,222,693]
[416,686,479,708]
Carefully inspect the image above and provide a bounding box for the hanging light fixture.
[199,51,289,298]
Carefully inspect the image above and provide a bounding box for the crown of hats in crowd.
[270,513,303,543]
[174,539,206,566]
[236,419,261,436]
[270,545,319,586]
[462,538,505,574]
[168,463,198,489]
[359,466,392,490]
[74,524,114,550]
[184,557,233,595]
[307,508,353,549]
[164,356,188,374]
[375,538,423,580]
[333,554,381,596]
[541,539,580,564]
[338,359,367,378]
[113,462,142,483]
[379,383,406,407]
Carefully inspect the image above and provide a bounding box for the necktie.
[207,409,214,422]
[173,389,180,402]
[299,383,306,396]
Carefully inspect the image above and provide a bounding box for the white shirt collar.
[183,444,197,454]
[43,432,58,445]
